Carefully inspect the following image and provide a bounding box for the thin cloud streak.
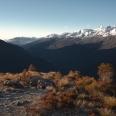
[64,26,68,29]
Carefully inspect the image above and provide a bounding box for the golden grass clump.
[66,70,82,81]
[57,78,69,89]
[0,73,20,83]
[85,81,97,93]
[78,93,89,100]
[97,108,116,116]
[76,76,95,90]
[46,86,56,93]
[42,72,55,80]
[54,71,63,80]
[103,96,116,109]
[77,99,88,108]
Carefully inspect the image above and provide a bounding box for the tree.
[28,64,36,71]
[97,63,114,82]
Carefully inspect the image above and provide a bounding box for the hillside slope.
[0,40,56,73]
[24,36,116,78]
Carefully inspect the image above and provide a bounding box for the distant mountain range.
[0,39,55,73]
[4,26,116,80]
[44,25,116,39]
[6,26,116,46]
[6,37,38,46]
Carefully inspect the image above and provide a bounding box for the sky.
[0,0,116,40]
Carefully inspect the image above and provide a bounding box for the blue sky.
[0,0,116,40]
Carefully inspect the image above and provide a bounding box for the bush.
[97,63,114,83]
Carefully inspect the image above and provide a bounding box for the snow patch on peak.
[45,34,59,38]
[44,26,116,39]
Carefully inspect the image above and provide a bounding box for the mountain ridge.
[23,35,116,80]
[6,26,116,46]
[44,25,116,39]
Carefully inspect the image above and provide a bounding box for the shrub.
[76,77,95,87]
[25,92,75,115]
[97,63,114,83]
[42,92,75,109]
[97,81,116,95]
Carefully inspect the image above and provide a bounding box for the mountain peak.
[44,26,116,39]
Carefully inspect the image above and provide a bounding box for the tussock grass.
[97,108,116,116]
[103,96,116,109]
[57,78,69,89]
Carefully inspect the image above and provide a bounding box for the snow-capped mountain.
[6,26,116,47]
[44,26,116,39]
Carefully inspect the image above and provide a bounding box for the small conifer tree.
[28,64,36,71]
[97,63,114,82]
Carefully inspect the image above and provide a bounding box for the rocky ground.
[0,86,90,116]
[0,86,48,116]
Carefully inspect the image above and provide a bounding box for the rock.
[30,76,55,89]
[12,100,19,106]
[11,100,28,106]
[30,87,37,89]
[3,80,24,89]
[3,80,14,87]
[30,76,44,86]
[13,80,24,88]
[0,92,5,98]
[37,78,56,89]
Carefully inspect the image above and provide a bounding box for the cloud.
[87,25,90,27]
[64,26,68,29]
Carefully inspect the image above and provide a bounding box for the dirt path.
[0,87,48,116]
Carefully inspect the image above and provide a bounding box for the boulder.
[30,76,55,89]
[30,76,44,86]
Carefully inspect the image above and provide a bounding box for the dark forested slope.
[0,40,56,73]
[23,36,116,77]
